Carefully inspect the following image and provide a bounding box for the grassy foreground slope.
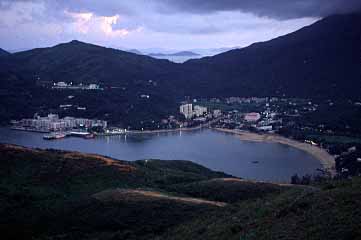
[158,179,361,240]
[0,144,231,240]
[0,144,360,240]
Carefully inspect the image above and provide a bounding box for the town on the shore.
[11,96,294,138]
[10,95,361,177]
[9,96,355,140]
[7,95,341,141]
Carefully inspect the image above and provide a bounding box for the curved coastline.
[120,126,336,174]
[212,128,336,174]
[5,126,336,175]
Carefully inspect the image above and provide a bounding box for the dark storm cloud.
[0,0,135,16]
[0,0,354,50]
[161,0,361,19]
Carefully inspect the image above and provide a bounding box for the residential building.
[213,109,222,118]
[244,112,261,122]
[180,104,193,119]
[193,105,207,117]
[13,114,107,132]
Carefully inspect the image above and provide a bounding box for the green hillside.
[1,144,360,239]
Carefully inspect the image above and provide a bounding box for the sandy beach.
[213,128,336,174]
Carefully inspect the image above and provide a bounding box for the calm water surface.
[0,128,322,182]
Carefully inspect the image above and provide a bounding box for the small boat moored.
[69,131,94,139]
[43,132,66,140]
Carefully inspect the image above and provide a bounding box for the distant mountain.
[0,48,10,57]
[141,48,236,56]
[127,49,143,55]
[7,48,30,53]
[189,47,239,56]
[149,51,200,57]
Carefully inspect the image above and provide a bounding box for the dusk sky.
[0,0,360,51]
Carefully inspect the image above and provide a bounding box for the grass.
[1,144,360,239]
[0,144,232,239]
[157,180,361,240]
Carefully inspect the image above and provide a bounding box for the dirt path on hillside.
[215,178,321,192]
[93,189,227,207]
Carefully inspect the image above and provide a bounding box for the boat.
[83,133,95,139]
[43,132,66,140]
[69,131,94,139]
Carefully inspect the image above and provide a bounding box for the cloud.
[160,0,361,19]
[4,0,353,51]
[100,15,129,37]
[0,1,143,50]
[1,0,361,20]
[64,11,141,37]
[0,1,64,49]
[64,11,93,34]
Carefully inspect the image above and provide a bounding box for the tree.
[291,174,301,184]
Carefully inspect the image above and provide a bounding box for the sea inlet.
[0,127,322,182]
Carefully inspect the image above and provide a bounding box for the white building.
[55,82,68,87]
[16,114,107,131]
[193,105,207,117]
[47,114,59,121]
[88,84,99,90]
[257,125,273,131]
[244,112,261,122]
[213,109,222,118]
[180,104,193,119]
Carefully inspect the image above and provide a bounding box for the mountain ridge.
[178,12,361,98]
[2,13,360,98]
[0,12,360,125]
[4,39,177,87]
[0,48,10,56]
[149,51,201,57]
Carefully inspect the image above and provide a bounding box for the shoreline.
[213,128,336,174]
[126,125,205,134]
[5,126,336,174]
[7,125,204,136]
[125,118,221,135]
